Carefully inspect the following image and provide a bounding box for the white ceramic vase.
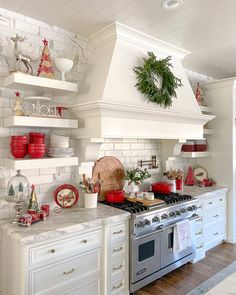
[84,192,97,208]
[123,180,140,197]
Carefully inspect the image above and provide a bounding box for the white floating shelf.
[4,73,78,94]
[203,128,214,135]
[3,157,78,170]
[200,105,214,114]
[4,116,78,129]
[178,152,212,158]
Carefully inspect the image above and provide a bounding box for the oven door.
[130,229,162,283]
[161,224,194,268]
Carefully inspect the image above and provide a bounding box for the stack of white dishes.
[48,135,73,157]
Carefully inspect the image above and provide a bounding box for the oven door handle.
[132,226,164,240]
[164,214,200,230]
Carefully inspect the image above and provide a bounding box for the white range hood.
[72,22,214,140]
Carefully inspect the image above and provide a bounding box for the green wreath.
[133,51,183,108]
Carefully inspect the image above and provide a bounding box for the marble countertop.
[182,185,229,198]
[0,204,130,246]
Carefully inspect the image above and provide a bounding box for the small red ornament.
[185,166,195,186]
[15,91,20,97]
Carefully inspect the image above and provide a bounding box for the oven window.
[168,232,173,249]
[138,240,155,262]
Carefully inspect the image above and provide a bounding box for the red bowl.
[151,182,172,194]
[11,135,28,140]
[11,149,27,159]
[29,132,45,138]
[106,190,125,203]
[29,138,45,144]
[28,150,45,158]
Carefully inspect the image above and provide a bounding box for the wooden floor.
[136,242,236,295]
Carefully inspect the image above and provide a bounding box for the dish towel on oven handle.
[173,219,194,253]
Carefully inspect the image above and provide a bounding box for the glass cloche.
[6,170,30,223]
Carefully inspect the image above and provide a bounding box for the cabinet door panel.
[64,279,100,295]
[30,249,101,295]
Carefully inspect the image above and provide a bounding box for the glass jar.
[6,170,29,203]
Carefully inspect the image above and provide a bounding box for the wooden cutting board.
[92,156,125,201]
[126,197,165,207]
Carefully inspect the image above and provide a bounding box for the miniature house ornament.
[13,91,25,116]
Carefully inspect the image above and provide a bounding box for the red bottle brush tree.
[185,166,195,186]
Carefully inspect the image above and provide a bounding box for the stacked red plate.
[10,135,28,158]
[28,132,45,158]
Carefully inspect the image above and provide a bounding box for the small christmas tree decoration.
[13,91,25,116]
[37,38,54,79]
[28,184,39,211]
[8,184,15,196]
[185,166,195,186]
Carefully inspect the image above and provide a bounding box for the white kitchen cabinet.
[198,78,236,243]
[202,192,227,251]
[2,228,102,295]
[103,220,129,295]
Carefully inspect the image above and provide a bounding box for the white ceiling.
[1,0,236,78]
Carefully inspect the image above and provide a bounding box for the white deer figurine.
[11,34,33,75]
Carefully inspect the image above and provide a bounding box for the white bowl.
[50,142,69,148]
[54,57,73,81]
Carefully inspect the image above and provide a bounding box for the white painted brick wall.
[0,8,89,218]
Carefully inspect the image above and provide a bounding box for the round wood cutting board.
[92,156,125,201]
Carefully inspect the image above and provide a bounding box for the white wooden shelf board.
[4,116,78,128]
[3,157,78,170]
[203,128,214,135]
[200,105,214,114]
[178,152,212,158]
[4,73,78,94]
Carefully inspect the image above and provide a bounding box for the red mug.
[176,179,183,190]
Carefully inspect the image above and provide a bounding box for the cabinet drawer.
[193,223,203,239]
[64,278,101,295]
[29,230,102,266]
[30,249,101,295]
[110,241,126,259]
[204,221,226,245]
[195,240,204,253]
[204,207,225,225]
[109,223,126,243]
[111,278,127,295]
[110,258,126,279]
[202,195,226,209]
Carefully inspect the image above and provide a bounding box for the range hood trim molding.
[72,100,215,125]
[90,22,190,60]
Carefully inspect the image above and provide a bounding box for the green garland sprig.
[133,52,183,108]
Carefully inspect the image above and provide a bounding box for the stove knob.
[187,206,193,211]
[144,219,150,226]
[152,216,160,223]
[180,208,187,213]
[192,205,197,211]
[169,211,176,218]
[136,221,144,228]
[175,210,181,216]
[161,213,169,220]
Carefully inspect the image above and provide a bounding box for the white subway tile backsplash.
[15,20,39,35]
[114,143,130,150]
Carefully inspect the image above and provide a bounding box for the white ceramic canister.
[84,192,97,208]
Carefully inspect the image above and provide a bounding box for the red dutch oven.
[151,182,172,194]
[106,190,125,203]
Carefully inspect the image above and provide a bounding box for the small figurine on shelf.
[185,166,195,186]
[13,91,25,116]
[195,82,205,105]
[37,38,54,79]
[10,34,33,75]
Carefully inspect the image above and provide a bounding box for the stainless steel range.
[102,192,199,294]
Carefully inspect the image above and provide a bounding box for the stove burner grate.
[101,200,147,213]
[154,192,192,204]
